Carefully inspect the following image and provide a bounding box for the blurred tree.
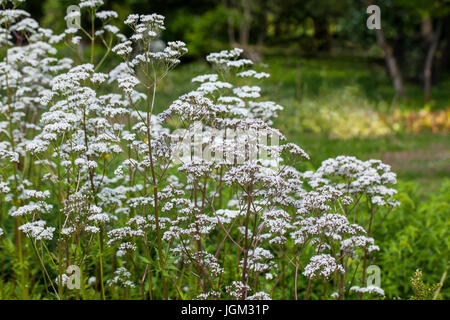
[396,0,450,101]
[368,0,450,101]
[41,0,73,33]
[19,0,450,99]
[366,0,406,99]
[170,5,230,57]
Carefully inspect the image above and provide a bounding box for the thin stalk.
[145,56,167,299]
[98,227,105,300]
[241,183,253,300]
[360,206,375,299]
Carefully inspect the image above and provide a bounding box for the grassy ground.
[154,54,450,197]
[290,132,450,197]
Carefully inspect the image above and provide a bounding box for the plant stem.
[98,227,105,300]
[241,183,253,300]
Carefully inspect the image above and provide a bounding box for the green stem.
[98,227,105,300]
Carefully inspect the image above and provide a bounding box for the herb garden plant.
[0,0,400,300]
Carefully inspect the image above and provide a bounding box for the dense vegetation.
[0,0,448,300]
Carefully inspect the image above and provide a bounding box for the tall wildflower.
[0,0,399,300]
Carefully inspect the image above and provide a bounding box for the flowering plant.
[0,0,399,300]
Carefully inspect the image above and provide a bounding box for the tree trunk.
[256,1,267,53]
[434,19,449,83]
[224,0,236,46]
[376,27,406,98]
[421,17,433,43]
[366,0,405,99]
[424,19,443,102]
[313,18,330,51]
[239,0,251,48]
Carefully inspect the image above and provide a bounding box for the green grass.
[289,132,450,196]
[262,54,450,111]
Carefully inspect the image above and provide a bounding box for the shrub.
[374,180,450,299]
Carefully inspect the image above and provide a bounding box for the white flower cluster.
[305,156,399,207]
[240,247,275,273]
[350,285,385,296]
[79,0,104,9]
[226,281,252,300]
[0,1,398,300]
[206,48,253,69]
[303,254,345,279]
[18,220,55,241]
[246,291,271,300]
[106,267,135,288]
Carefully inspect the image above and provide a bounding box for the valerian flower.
[0,0,398,300]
